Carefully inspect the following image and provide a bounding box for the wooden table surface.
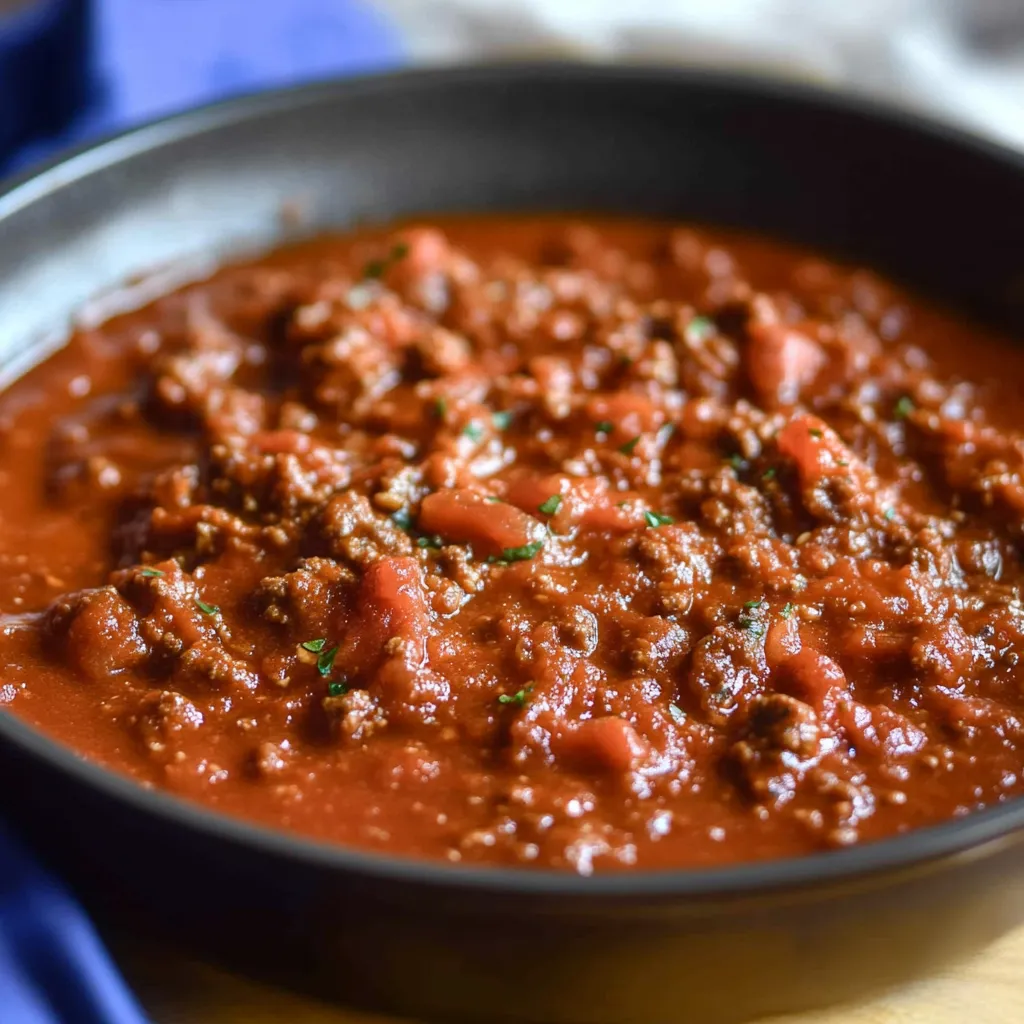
[115,923,1024,1024]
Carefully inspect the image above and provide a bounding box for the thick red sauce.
[3,217,1024,873]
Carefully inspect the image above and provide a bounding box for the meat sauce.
[3,217,1024,873]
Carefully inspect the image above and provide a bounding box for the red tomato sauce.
[3,217,1024,873]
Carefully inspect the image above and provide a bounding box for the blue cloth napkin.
[0,2,403,1021]
[0,824,146,1024]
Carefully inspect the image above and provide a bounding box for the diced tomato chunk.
[746,320,825,406]
[585,392,662,437]
[341,557,432,675]
[419,488,543,557]
[558,716,649,774]
[764,617,802,670]
[505,474,642,533]
[777,414,854,483]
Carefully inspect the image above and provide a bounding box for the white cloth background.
[378,0,1024,152]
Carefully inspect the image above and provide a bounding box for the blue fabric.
[0,3,404,1021]
[0,825,145,1023]
[8,0,404,170]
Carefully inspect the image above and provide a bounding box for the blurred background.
[3,0,1024,177]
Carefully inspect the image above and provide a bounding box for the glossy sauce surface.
[4,217,1024,873]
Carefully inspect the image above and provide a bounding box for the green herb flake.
[739,617,766,639]
[362,241,409,280]
[728,453,745,472]
[488,539,544,564]
[416,534,444,549]
[669,703,686,725]
[894,395,915,420]
[685,316,714,343]
[762,467,777,481]
[619,435,641,456]
[486,495,504,504]
[195,599,219,616]
[491,410,513,431]
[391,508,413,531]
[538,495,563,516]
[808,428,823,439]
[301,638,327,653]
[595,420,613,436]
[433,397,448,419]
[140,568,164,578]
[884,507,896,521]
[738,602,766,636]
[317,645,339,678]
[497,686,532,708]
[644,510,674,528]
[327,680,348,697]
[781,603,795,620]
[462,421,484,443]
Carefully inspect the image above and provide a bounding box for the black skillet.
[2,65,1024,1024]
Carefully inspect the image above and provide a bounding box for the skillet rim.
[3,61,1024,900]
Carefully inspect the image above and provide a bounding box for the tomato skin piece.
[558,716,650,774]
[777,414,854,484]
[746,320,825,406]
[419,489,544,557]
[341,557,432,675]
[505,474,643,532]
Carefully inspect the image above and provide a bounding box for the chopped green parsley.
[362,241,409,280]
[685,316,714,343]
[195,599,219,616]
[498,686,532,707]
[301,638,327,653]
[140,568,164,578]
[644,510,674,528]
[619,435,641,455]
[739,607,766,637]
[391,508,413,531]
[538,495,563,516]
[317,645,339,678]
[894,395,915,420]
[491,410,513,430]
[488,539,544,564]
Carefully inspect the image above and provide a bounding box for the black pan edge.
[3,62,1024,902]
